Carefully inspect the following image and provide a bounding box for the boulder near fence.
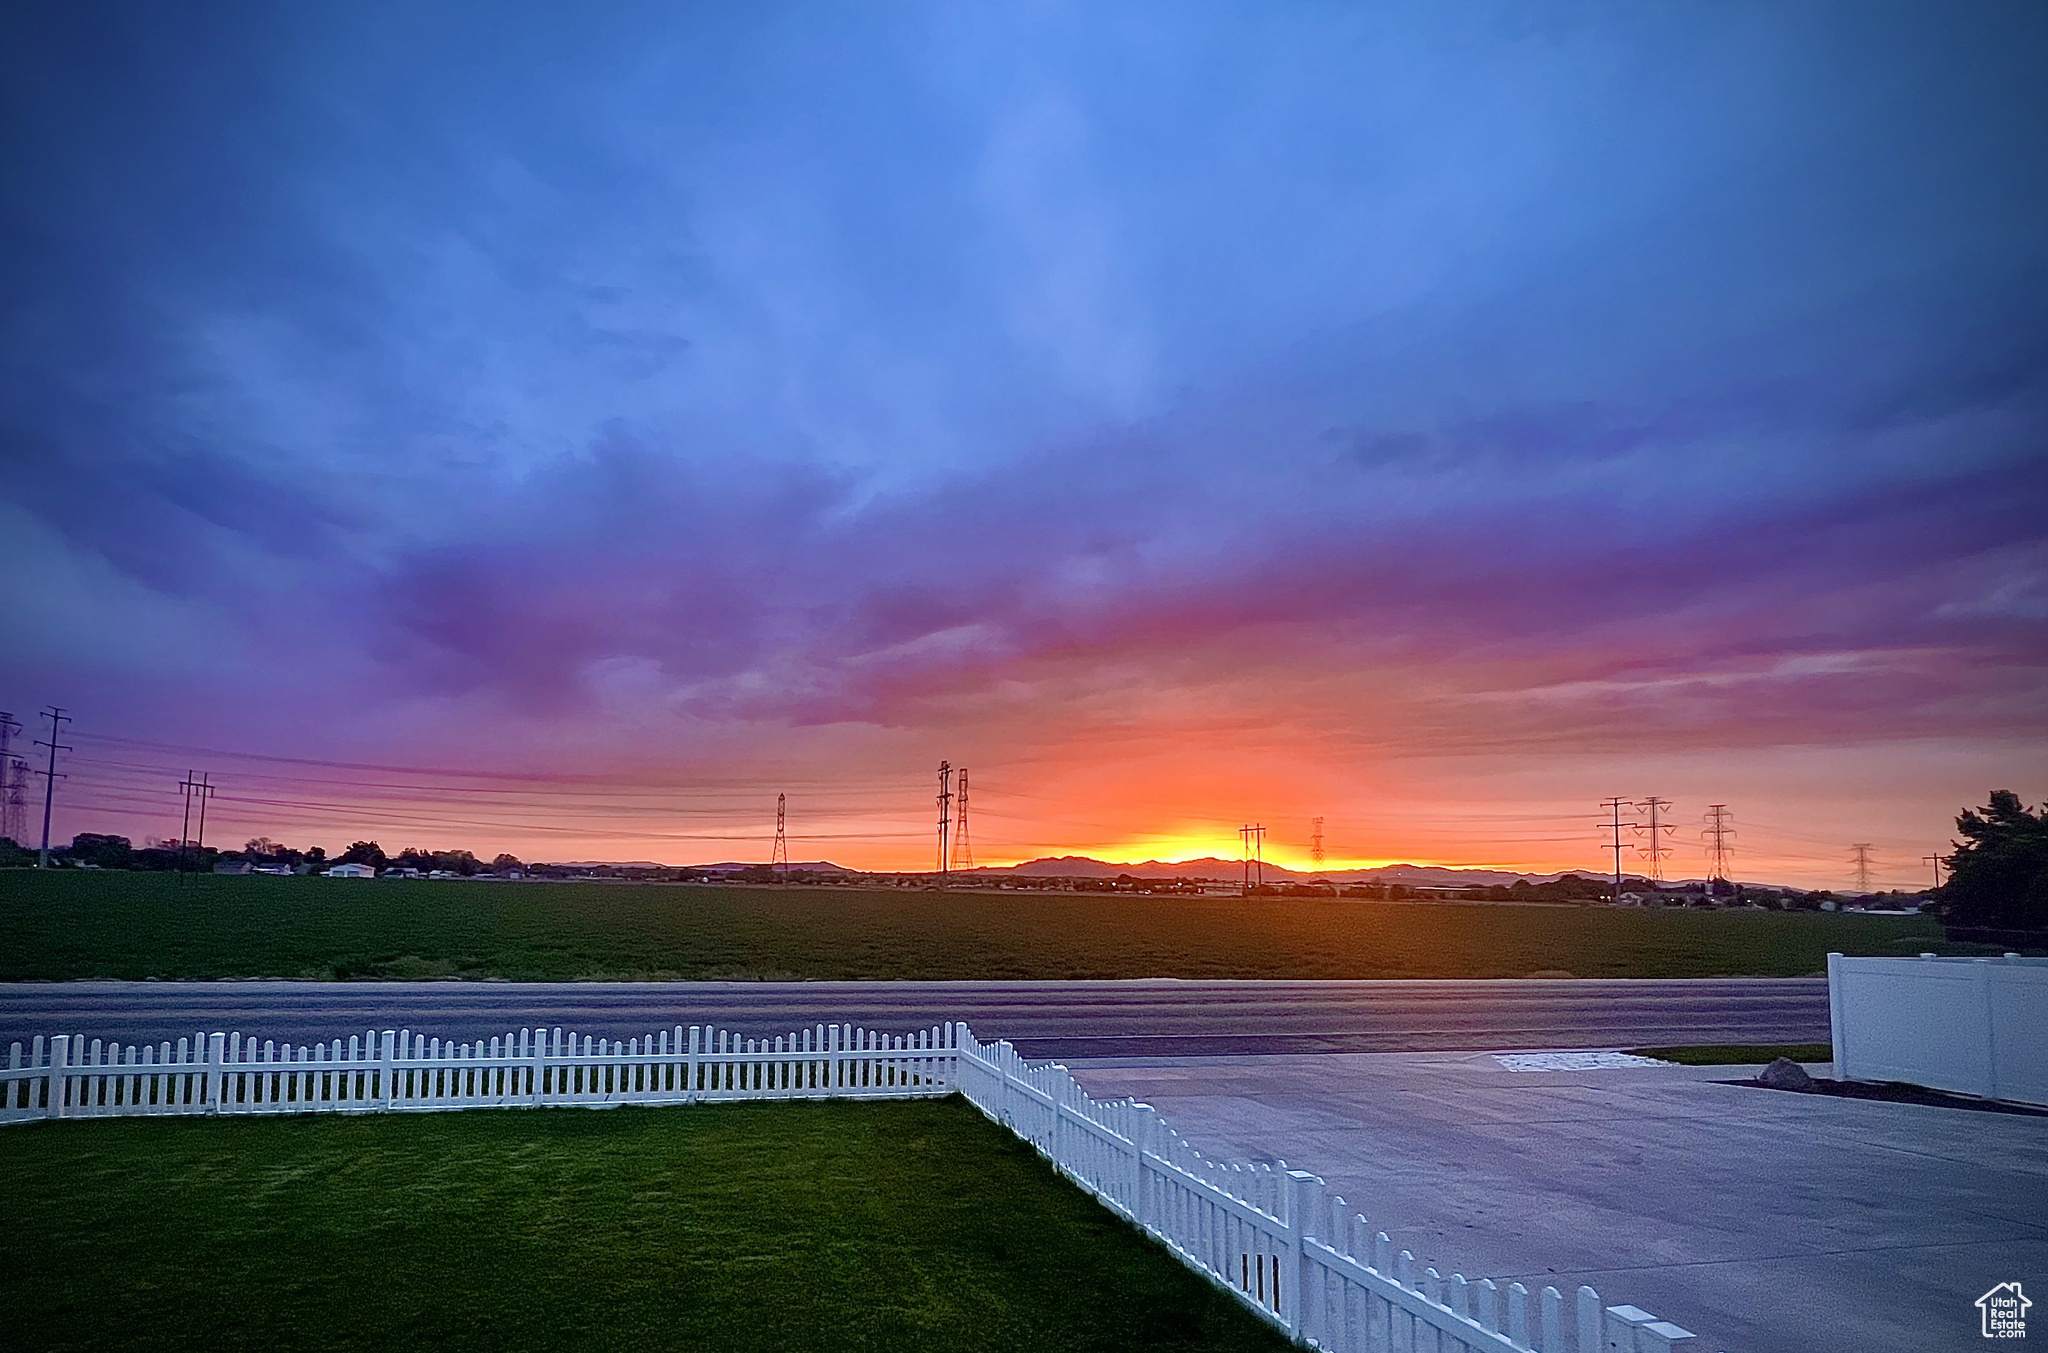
[3,1018,1715,1353]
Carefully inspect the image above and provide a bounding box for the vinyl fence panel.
[1829,952,2048,1105]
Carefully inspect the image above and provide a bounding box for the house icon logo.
[1977,1282,2031,1339]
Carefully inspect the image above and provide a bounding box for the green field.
[0,1097,1288,1353]
[0,870,1978,981]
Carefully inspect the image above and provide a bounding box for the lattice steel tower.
[935,762,953,875]
[0,712,22,845]
[771,794,788,873]
[952,769,973,871]
[1701,805,1736,895]
[1310,817,1324,872]
[1635,797,1674,882]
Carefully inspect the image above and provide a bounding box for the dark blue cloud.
[1,0,2042,765]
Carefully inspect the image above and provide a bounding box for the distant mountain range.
[951,856,1594,885]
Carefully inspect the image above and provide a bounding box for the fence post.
[380,1030,397,1109]
[1284,1170,1321,1339]
[1826,951,1846,1078]
[1602,1303,1659,1350]
[206,1032,227,1113]
[686,1025,701,1103]
[50,1035,70,1119]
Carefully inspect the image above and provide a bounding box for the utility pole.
[953,769,973,871]
[1922,854,1943,890]
[34,707,71,867]
[179,771,200,877]
[178,772,214,879]
[1701,805,1735,897]
[771,794,788,874]
[935,762,952,877]
[1635,797,1673,884]
[1599,797,1639,905]
[1849,843,1874,894]
[1310,817,1324,873]
[1240,824,1267,893]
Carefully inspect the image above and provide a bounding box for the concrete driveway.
[1066,1052,2048,1353]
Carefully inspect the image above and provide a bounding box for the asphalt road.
[0,978,1829,1057]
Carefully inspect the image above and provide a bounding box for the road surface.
[0,977,1828,1057]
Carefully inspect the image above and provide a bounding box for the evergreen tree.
[1941,791,2048,929]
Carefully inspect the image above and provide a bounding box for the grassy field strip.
[0,872,1973,981]
[0,1099,1295,1352]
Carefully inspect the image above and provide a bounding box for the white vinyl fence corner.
[1828,950,2048,1106]
[2,1017,1717,1352]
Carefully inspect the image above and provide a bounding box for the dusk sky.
[3,2,2043,886]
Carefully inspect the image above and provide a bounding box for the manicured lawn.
[1630,1043,1835,1064]
[0,870,1970,982]
[0,1097,1290,1353]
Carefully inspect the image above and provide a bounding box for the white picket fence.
[0,1022,952,1119]
[1,1019,1711,1352]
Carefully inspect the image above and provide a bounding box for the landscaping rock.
[1760,1056,1816,1091]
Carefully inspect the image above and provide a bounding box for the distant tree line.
[0,833,528,876]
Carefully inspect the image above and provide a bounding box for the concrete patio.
[1066,1051,2048,1353]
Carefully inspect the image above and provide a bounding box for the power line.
[771,794,788,873]
[34,707,71,867]
[1598,797,1640,905]
[1310,816,1324,872]
[1849,843,1875,894]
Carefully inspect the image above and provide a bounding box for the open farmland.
[0,871,1973,982]
[0,1097,1288,1353]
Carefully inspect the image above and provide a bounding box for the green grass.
[0,1097,1290,1353]
[0,870,1975,982]
[1629,1043,1835,1065]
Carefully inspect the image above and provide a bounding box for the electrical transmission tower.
[952,769,973,871]
[771,794,788,873]
[1849,843,1875,894]
[1599,797,1640,905]
[0,712,23,845]
[1701,805,1736,896]
[1635,797,1674,882]
[34,707,71,867]
[1,754,25,848]
[1239,823,1266,893]
[1310,817,1325,872]
[935,762,953,876]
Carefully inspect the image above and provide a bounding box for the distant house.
[387,867,421,879]
[250,864,293,876]
[213,860,253,875]
[325,863,375,878]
